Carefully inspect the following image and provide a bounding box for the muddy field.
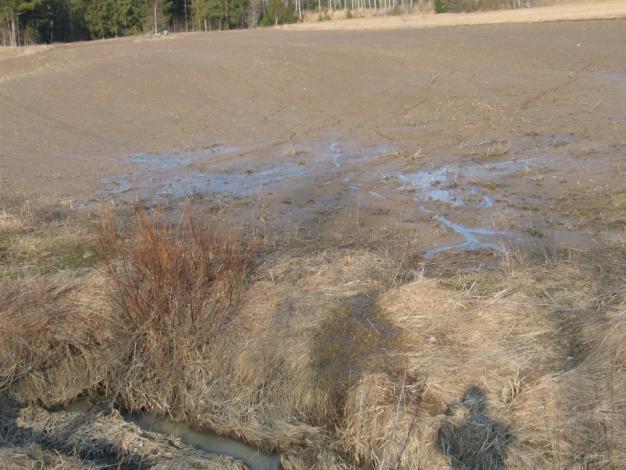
[1,19,625,243]
[1,16,625,470]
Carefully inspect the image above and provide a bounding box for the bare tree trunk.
[8,17,16,46]
[154,0,158,34]
[184,0,189,32]
[8,18,16,47]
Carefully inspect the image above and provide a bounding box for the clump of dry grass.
[97,208,256,417]
[332,245,626,469]
[0,210,24,233]
[0,272,117,406]
[12,406,246,469]
[92,227,624,468]
[0,442,89,469]
[0,192,96,279]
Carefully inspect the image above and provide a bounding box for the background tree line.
[1,0,551,45]
[0,0,303,44]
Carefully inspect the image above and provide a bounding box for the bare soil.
[1,17,624,252]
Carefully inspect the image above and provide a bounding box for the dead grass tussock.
[333,248,625,468]
[147,249,399,453]
[8,225,89,259]
[13,406,246,469]
[0,210,24,233]
[509,305,625,468]
[280,445,352,469]
[0,271,117,406]
[0,442,89,469]
[0,193,96,279]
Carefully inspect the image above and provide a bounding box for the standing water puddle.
[380,158,535,257]
[98,143,533,258]
[57,400,280,469]
[150,161,309,200]
[385,158,541,209]
[424,213,511,257]
[378,158,537,258]
[128,414,281,470]
[97,140,388,202]
[392,166,464,206]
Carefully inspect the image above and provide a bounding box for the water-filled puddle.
[390,167,464,206]
[57,400,280,469]
[150,162,309,200]
[131,145,238,169]
[97,139,391,202]
[330,142,342,168]
[128,414,281,470]
[479,195,494,208]
[385,158,541,210]
[424,214,511,257]
[99,160,310,201]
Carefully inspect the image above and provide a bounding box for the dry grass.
[11,406,246,469]
[0,192,96,279]
[0,210,24,233]
[0,272,117,406]
[0,204,623,468]
[0,442,89,469]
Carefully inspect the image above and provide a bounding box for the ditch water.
[58,400,280,469]
[128,414,281,470]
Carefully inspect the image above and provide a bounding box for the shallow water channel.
[127,414,281,470]
[60,400,280,469]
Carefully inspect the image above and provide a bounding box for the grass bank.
[0,197,624,468]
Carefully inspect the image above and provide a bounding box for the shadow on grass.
[437,386,512,469]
